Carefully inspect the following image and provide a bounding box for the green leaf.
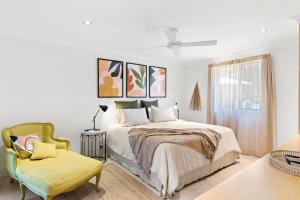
[135,80,144,89]
[140,66,145,79]
[131,68,142,81]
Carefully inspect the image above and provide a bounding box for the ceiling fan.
[139,27,218,56]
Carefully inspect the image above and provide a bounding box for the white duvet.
[107,120,241,196]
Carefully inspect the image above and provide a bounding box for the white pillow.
[151,106,177,122]
[118,108,150,126]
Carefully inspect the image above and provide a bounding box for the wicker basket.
[269,150,300,176]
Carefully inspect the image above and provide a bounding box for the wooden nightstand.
[80,129,107,162]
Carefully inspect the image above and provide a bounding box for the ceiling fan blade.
[137,45,167,51]
[182,40,218,47]
[164,27,178,43]
[172,46,181,56]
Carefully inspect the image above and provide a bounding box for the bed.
[107,119,241,198]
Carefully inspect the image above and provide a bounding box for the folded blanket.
[128,128,222,176]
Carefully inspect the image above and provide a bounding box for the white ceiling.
[0,0,299,61]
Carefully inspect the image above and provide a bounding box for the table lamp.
[92,104,108,130]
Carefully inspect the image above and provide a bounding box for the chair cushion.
[31,142,56,160]
[15,149,102,197]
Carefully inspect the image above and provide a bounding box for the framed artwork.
[97,58,123,98]
[149,66,166,98]
[126,62,147,98]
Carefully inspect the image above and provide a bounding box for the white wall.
[181,59,210,123]
[182,41,299,147]
[0,35,184,175]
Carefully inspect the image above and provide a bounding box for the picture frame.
[97,58,123,98]
[126,62,147,98]
[149,66,167,98]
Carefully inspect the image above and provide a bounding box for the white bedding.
[107,120,241,196]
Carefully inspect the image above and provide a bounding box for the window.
[212,60,262,113]
[208,54,275,157]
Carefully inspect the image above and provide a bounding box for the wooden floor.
[0,155,257,200]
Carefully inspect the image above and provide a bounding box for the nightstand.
[80,129,107,162]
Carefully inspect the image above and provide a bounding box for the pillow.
[31,142,56,160]
[141,100,158,118]
[10,135,40,159]
[151,106,177,123]
[118,108,150,126]
[115,100,138,109]
[115,100,139,122]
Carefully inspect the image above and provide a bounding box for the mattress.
[107,120,241,197]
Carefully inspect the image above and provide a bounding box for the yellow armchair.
[5,147,18,180]
[2,122,103,200]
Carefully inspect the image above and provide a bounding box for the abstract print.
[126,63,147,97]
[149,66,166,98]
[98,58,123,97]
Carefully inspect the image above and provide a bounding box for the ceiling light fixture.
[261,28,268,33]
[83,20,93,26]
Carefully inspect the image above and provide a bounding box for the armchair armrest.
[5,148,18,179]
[47,137,70,150]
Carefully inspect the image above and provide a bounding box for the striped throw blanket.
[128,128,222,176]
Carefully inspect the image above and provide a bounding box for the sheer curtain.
[207,54,276,157]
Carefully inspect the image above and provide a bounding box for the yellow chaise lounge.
[2,122,103,200]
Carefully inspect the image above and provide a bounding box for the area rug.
[0,163,160,200]
[0,155,257,200]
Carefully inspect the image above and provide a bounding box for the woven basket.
[269,150,300,176]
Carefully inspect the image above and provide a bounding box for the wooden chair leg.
[19,182,26,200]
[45,196,53,200]
[95,172,101,192]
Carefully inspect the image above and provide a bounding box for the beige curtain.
[207,54,276,157]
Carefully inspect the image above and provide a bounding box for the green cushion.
[141,100,158,118]
[114,100,138,109]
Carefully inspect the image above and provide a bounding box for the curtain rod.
[209,54,271,67]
